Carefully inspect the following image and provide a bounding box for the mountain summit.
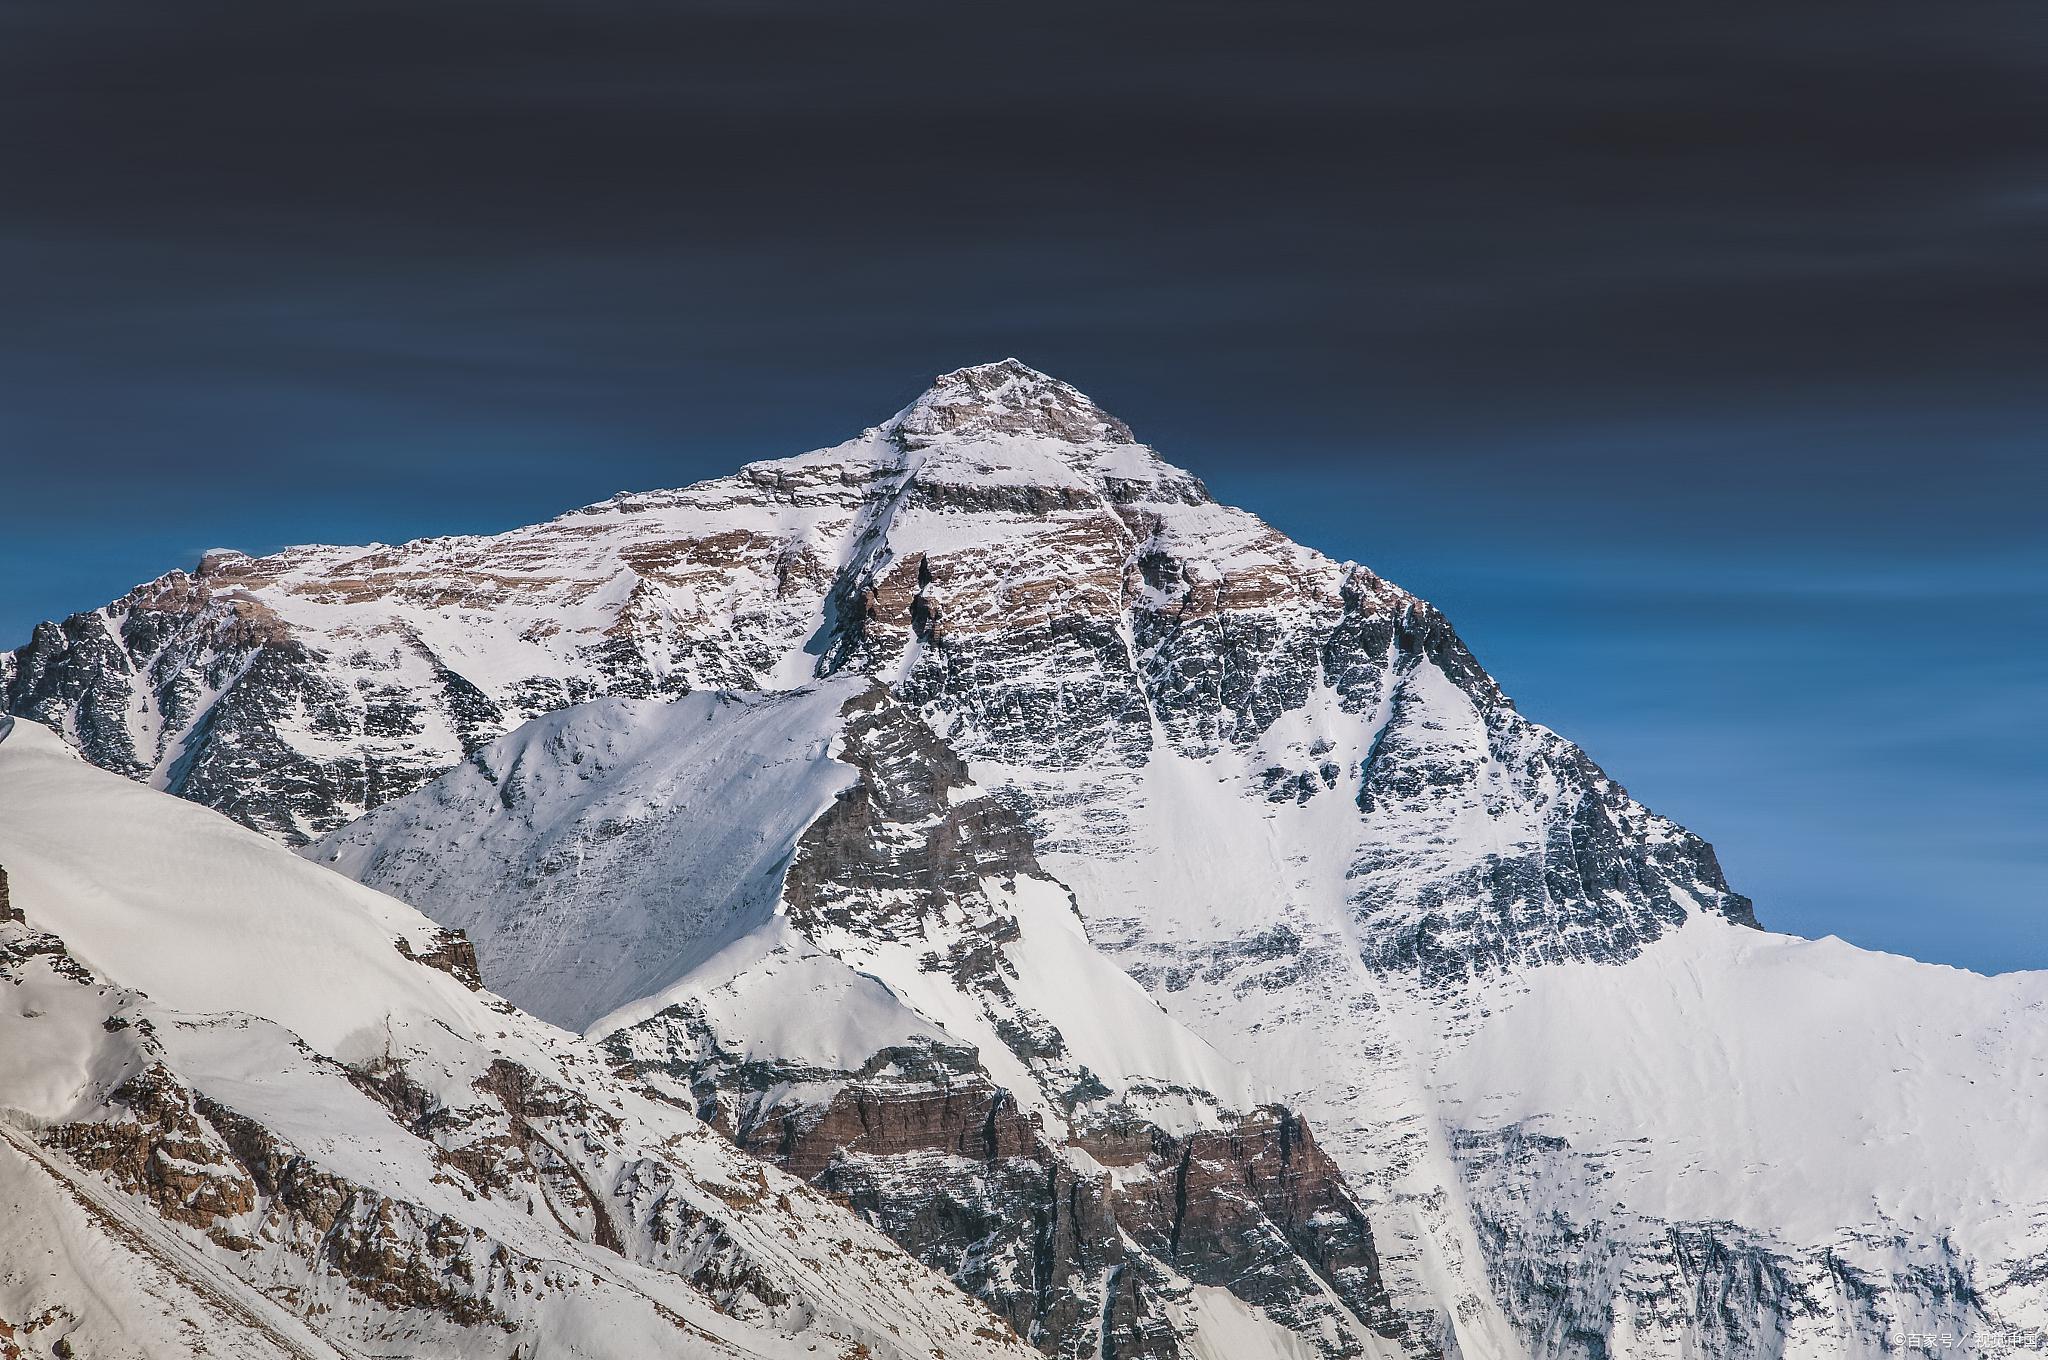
[6,365,2043,1359]
[889,357,1138,446]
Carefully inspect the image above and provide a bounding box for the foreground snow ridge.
[0,716,1037,1360]
[3,360,2043,1360]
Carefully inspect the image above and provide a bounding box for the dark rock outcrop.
[614,1043,1405,1359]
[395,928,485,990]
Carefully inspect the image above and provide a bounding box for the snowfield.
[316,684,863,1031]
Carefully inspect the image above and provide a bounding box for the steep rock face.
[618,1046,1404,1360]
[782,686,1045,940]
[763,691,1403,1357]
[1,456,879,843]
[0,717,1038,1360]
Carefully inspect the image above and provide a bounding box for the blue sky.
[2,0,2043,970]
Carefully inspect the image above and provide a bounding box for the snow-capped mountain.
[0,715,1038,1360]
[8,360,2045,1359]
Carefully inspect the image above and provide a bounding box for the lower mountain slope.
[1432,921,2048,1359]
[315,684,1413,1360]
[320,673,2048,1359]
[0,715,1037,1360]
[987,647,2048,1359]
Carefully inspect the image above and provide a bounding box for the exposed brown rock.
[653,687,1406,1355]
[199,1097,518,1329]
[1094,1106,1396,1335]
[894,359,1135,447]
[395,927,485,990]
[49,1065,258,1229]
[669,1052,1404,1358]
[742,1079,1041,1184]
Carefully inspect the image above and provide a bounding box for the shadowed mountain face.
[13,365,2041,1360]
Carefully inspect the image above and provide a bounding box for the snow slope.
[0,1125,352,1360]
[0,715,1036,1360]
[315,684,861,1030]
[1031,712,2048,1358]
[1422,918,2048,1357]
[1440,921,2048,1245]
[315,682,1262,1133]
